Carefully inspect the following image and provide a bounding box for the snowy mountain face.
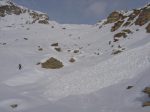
[0,0,150,112]
[0,0,49,25]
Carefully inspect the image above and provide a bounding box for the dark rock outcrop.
[128,9,141,21]
[135,8,150,26]
[69,58,75,63]
[146,23,150,33]
[142,87,150,107]
[105,11,124,24]
[0,4,23,16]
[29,11,49,24]
[101,4,150,32]
[114,32,127,38]
[41,57,63,69]
[113,29,133,42]
[51,43,59,47]
[143,102,150,107]
[143,87,150,95]
[111,20,124,32]
[0,0,49,24]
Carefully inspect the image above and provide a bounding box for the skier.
[18,64,22,70]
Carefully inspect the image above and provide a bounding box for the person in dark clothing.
[18,64,22,70]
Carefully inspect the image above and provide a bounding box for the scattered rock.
[146,23,150,33]
[111,20,124,32]
[94,52,100,55]
[123,21,131,27]
[24,38,28,40]
[118,45,121,48]
[54,47,61,52]
[38,20,49,24]
[10,104,18,109]
[105,11,124,24]
[126,86,133,89]
[122,48,126,50]
[143,102,150,107]
[51,43,58,47]
[73,50,79,53]
[88,44,90,46]
[69,58,75,63]
[0,3,22,17]
[142,87,150,107]
[38,48,43,51]
[2,43,6,45]
[41,57,63,69]
[122,29,133,34]
[135,8,150,26]
[113,38,119,42]
[36,62,41,65]
[128,9,141,21]
[29,12,49,24]
[143,87,150,96]
[109,41,111,45]
[26,28,30,30]
[112,49,122,55]
[113,29,133,42]
[67,50,71,52]
[114,32,127,38]
[62,27,66,30]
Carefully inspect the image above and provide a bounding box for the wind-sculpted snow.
[4,69,44,86]
[44,43,150,101]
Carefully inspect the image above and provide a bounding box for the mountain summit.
[96,3,150,42]
[0,0,49,25]
[99,3,150,31]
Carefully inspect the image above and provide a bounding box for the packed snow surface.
[0,2,150,111]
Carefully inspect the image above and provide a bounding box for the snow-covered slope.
[0,1,150,112]
[0,0,51,26]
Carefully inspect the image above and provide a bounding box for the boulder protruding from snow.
[41,57,64,69]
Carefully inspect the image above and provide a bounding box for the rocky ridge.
[0,0,49,24]
[99,3,150,42]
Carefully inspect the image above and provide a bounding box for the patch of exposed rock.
[101,4,150,32]
[0,0,49,24]
[105,11,125,24]
[135,8,150,26]
[41,57,63,69]
[29,11,49,24]
[113,29,133,42]
[0,3,23,16]
[111,20,124,32]
[146,23,150,33]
